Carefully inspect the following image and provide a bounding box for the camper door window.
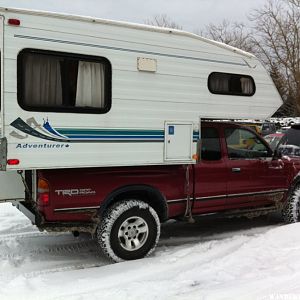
[208,72,255,96]
[17,49,112,114]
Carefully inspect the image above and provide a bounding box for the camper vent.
[137,57,157,72]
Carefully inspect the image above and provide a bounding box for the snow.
[1,203,300,300]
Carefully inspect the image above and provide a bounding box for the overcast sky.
[0,0,268,31]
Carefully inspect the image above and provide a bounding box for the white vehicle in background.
[264,133,284,151]
[275,125,300,157]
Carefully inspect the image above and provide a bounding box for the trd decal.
[55,188,96,196]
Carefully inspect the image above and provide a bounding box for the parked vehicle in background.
[277,125,300,157]
[264,133,284,150]
[279,145,300,157]
[261,122,277,136]
[276,127,290,134]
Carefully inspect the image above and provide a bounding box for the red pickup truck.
[17,122,300,262]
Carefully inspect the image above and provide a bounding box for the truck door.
[192,126,227,213]
[224,127,276,208]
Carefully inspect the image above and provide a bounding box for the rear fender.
[98,185,168,222]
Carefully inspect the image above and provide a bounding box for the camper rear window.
[17,49,111,114]
[208,72,255,96]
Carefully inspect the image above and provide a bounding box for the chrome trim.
[227,189,287,198]
[195,194,227,201]
[56,189,289,211]
[166,198,186,204]
[167,189,288,204]
[54,206,99,212]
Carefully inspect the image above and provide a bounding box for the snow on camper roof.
[0,6,255,59]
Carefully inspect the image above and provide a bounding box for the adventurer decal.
[10,117,200,143]
[16,143,70,149]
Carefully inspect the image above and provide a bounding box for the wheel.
[282,185,300,223]
[97,199,160,262]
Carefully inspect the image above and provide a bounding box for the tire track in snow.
[0,231,54,240]
[0,239,97,259]
[22,262,106,279]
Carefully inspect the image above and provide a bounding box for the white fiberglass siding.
[0,8,282,170]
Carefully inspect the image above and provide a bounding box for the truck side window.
[225,128,269,159]
[201,127,221,161]
[17,49,112,114]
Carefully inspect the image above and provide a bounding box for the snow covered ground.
[1,203,300,300]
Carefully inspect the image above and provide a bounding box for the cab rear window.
[201,127,221,161]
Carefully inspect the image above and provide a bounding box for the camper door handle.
[232,167,241,173]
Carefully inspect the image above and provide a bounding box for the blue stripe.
[56,129,164,135]
[65,135,164,139]
[15,34,248,67]
[65,134,164,137]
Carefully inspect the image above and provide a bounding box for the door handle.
[232,168,241,173]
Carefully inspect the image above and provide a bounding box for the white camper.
[0,7,282,171]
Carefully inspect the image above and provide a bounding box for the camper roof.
[0,6,255,59]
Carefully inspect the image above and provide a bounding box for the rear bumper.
[11,200,38,224]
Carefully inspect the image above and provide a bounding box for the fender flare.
[98,184,168,222]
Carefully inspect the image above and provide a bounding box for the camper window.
[17,49,111,114]
[208,72,255,96]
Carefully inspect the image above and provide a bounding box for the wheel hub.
[127,227,137,238]
[118,216,149,251]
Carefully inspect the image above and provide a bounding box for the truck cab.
[195,122,290,215]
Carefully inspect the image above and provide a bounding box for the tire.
[282,185,300,223]
[97,199,160,262]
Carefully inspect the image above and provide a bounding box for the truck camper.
[0,7,282,171]
[1,8,295,263]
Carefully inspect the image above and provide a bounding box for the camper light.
[192,154,199,160]
[8,19,21,26]
[7,159,20,165]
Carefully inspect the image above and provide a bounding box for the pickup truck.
[12,122,300,262]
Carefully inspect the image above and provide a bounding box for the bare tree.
[145,14,182,30]
[250,0,300,115]
[202,0,300,116]
[270,65,297,116]
[200,20,255,53]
